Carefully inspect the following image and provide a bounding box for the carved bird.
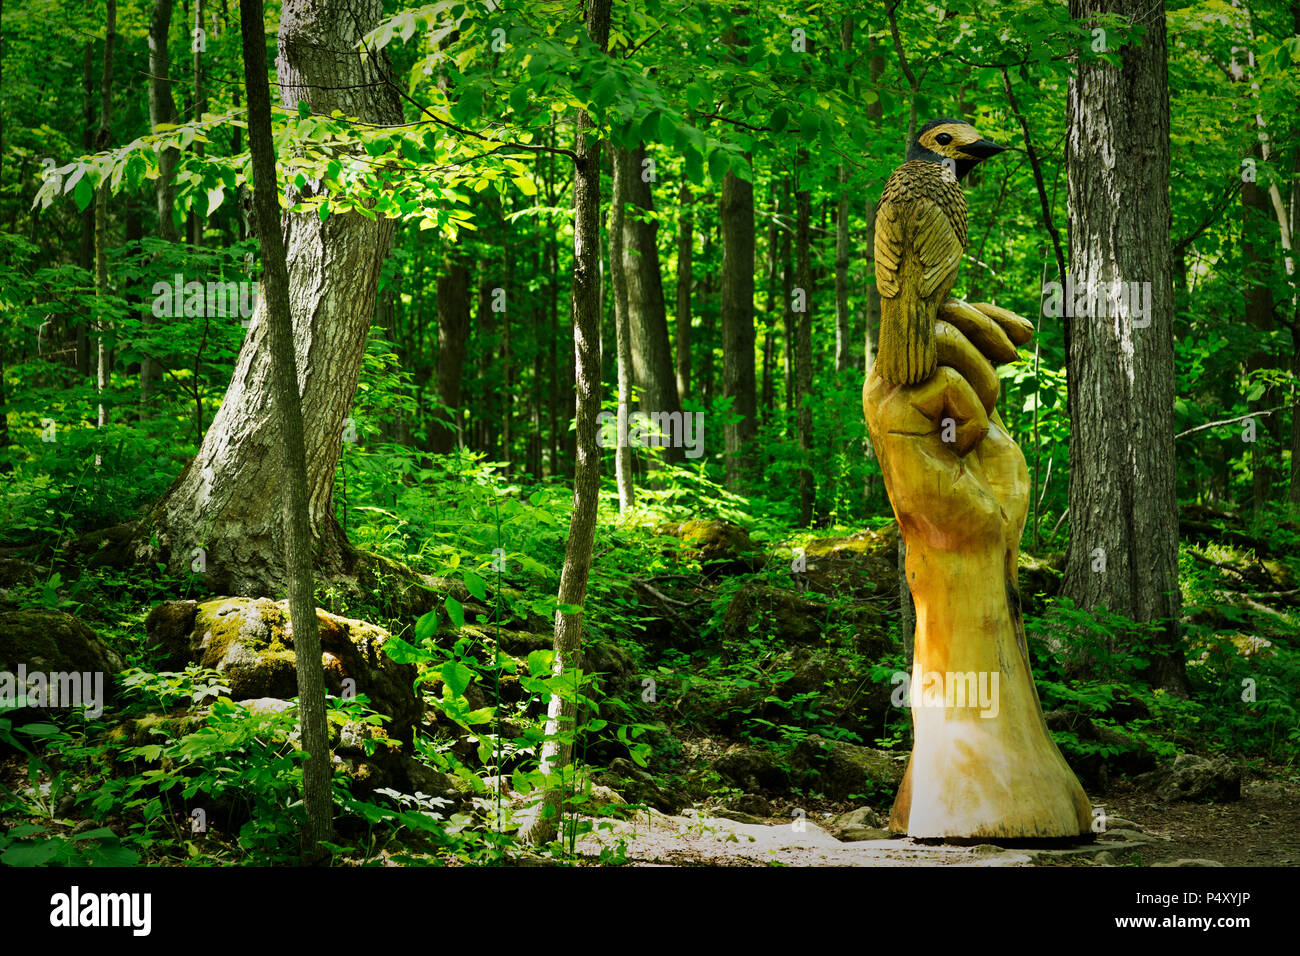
[874,118,1007,385]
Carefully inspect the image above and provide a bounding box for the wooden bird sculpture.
[875,118,1007,385]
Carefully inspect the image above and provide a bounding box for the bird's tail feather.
[877,295,936,385]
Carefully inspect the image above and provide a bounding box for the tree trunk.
[520,0,612,847]
[675,182,693,404]
[835,17,853,373]
[609,142,635,510]
[430,259,470,454]
[140,0,403,598]
[794,158,814,524]
[1062,0,1186,695]
[94,1,116,446]
[238,0,332,861]
[1243,139,1278,512]
[622,144,683,465]
[145,0,180,406]
[720,168,757,491]
[863,41,885,374]
[77,42,94,377]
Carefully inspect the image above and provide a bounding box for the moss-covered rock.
[658,519,765,576]
[0,609,124,725]
[720,582,890,656]
[145,597,421,744]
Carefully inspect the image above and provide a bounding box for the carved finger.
[938,299,1018,364]
[935,319,999,415]
[908,366,988,457]
[968,301,1034,346]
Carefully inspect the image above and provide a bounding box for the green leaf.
[414,610,439,642]
[512,176,537,197]
[463,569,487,601]
[445,595,465,629]
[441,661,472,699]
[73,176,93,212]
[318,201,330,222]
[771,106,790,133]
[798,109,820,142]
[206,186,224,216]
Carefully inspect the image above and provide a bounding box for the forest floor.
[571,777,1299,867]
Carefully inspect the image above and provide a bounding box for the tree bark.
[675,182,693,404]
[145,0,180,406]
[1243,138,1278,512]
[1062,0,1187,695]
[140,0,403,598]
[720,168,757,490]
[239,0,332,861]
[863,41,885,374]
[794,157,814,524]
[520,0,612,847]
[621,144,683,465]
[609,142,635,510]
[834,17,853,373]
[94,1,116,444]
[431,258,470,454]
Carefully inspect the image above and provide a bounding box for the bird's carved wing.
[874,168,967,384]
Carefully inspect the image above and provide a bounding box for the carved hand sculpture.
[864,299,1093,838]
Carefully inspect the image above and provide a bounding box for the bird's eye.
[936,132,953,146]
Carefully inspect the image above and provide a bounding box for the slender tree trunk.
[835,19,853,373]
[609,142,635,510]
[1062,0,1186,695]
[238,0,331,861]
[622,144,683,465]
[794,157,814,524]
[94,1,116,446]
[77,42,94,377]
[720,167,757,490]
[140,0,402,597]
[863,41,884,373]
[520,0,612,847]
[431,259,470,454]
[675,182,693,404]
[1243,138,1278,511]
[700,222,715,405]
[145,0,180,406]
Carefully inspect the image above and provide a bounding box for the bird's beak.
[961,138,1007,159]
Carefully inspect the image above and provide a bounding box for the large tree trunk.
[720,168,757,490]
[520,0,612,847]
[430,258,471,454]
[238,0,331,861]
[621,144,684,465]
[1061,0,1187,695]
[140,0,402,597]
[1243,138,1279,512]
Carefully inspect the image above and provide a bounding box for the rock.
[1016,552,1064,615]
[1138,754,1241,803]
[711,808,768,826]
[726,793,772,817]
[1100,815,1144,832]
[1152,859,1224,867]
[826,806,884,832]
[969,844,1006,855]
[658,520,765,576]
[1094,850,1117,865]
[796,528,899,600]
[597,757,688,814]
[790,735,906,801]
[713,746,789,793]
[0,609,125,721]
[839,826,891,842]
[145,597,422,745]
[1248,781,1286,800]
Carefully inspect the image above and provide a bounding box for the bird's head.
[906,118,1007,181]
